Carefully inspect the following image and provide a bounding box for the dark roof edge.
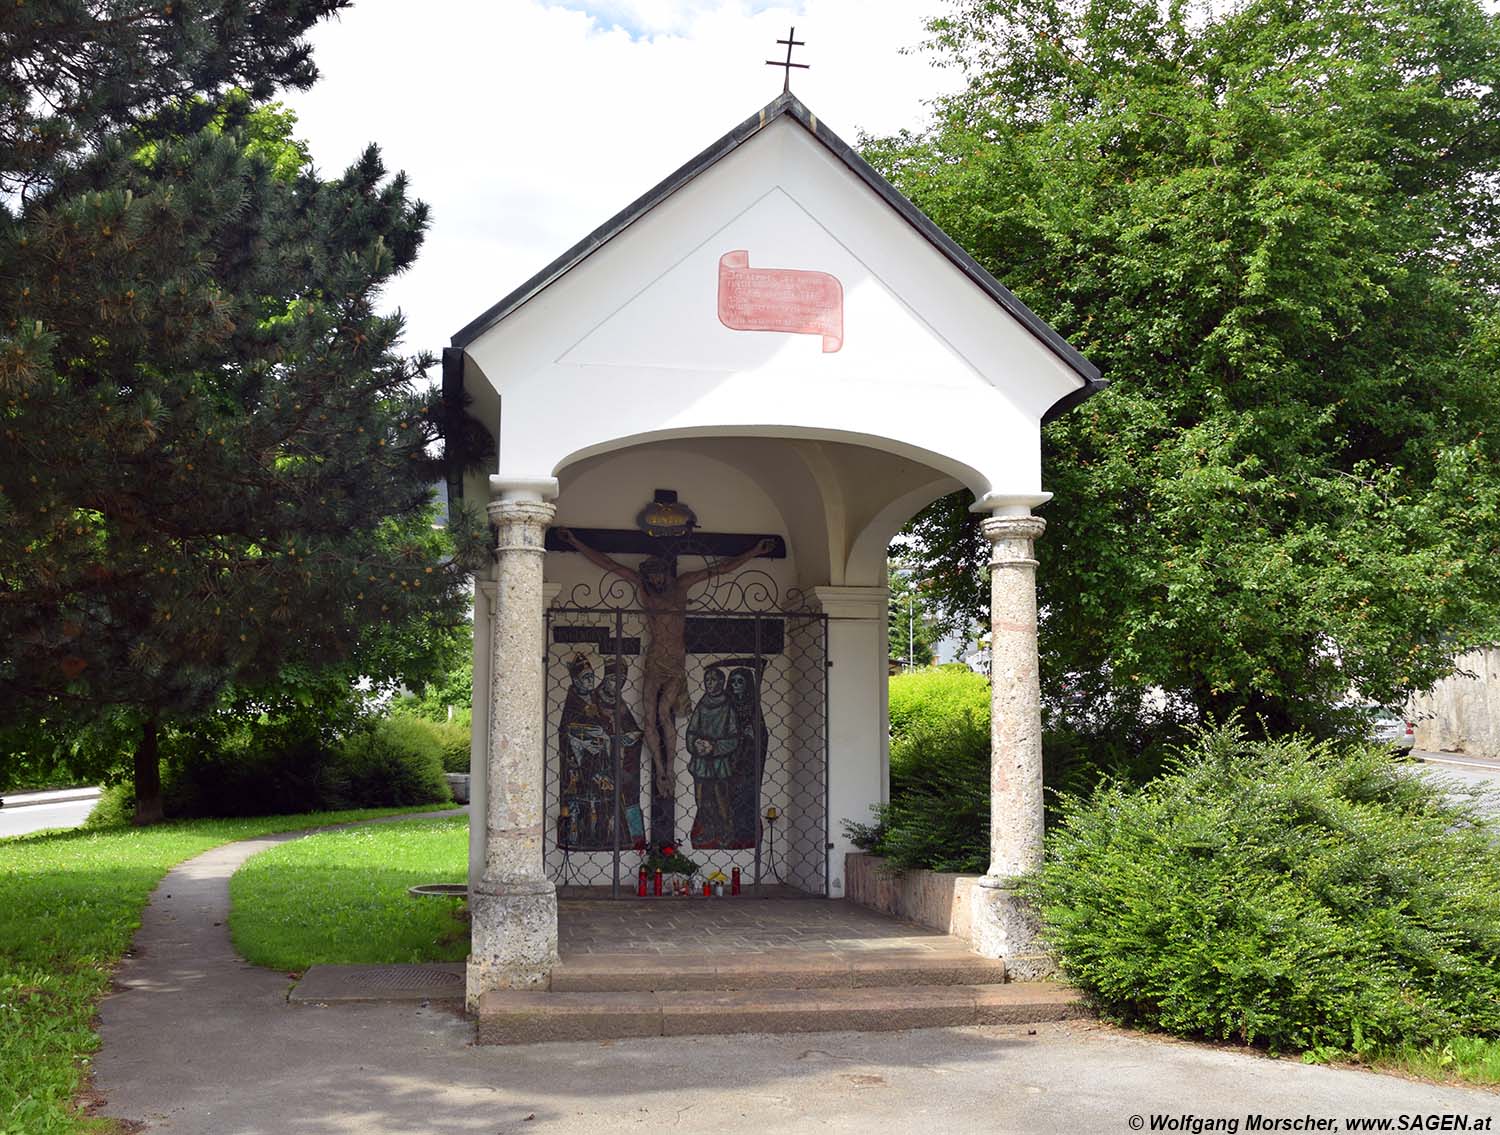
[1042,375,1111,424]
[451,91,1105,403]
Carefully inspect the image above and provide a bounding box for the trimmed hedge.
[90,713,452,824]
[336,716,451,806]
[426,719,472,774]
[1029,723,1500,1054]
[888,667,989,752]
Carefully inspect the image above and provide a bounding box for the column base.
[969,877,1056,980]
[466,877,558,1011]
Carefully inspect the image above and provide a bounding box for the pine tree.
[0,5,490,821]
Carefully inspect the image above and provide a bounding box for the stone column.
[467,495,558,1009]
[970,513,1052,977]
[467,577,495,892]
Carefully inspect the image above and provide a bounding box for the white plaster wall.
[814,586,889,899]
[464,118,1082,505]
[1409,647,1500,758]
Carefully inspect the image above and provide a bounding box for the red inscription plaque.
[716,250,844,352]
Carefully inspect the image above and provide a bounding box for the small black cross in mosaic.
[765,26,809,93]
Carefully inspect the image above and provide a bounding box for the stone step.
[550,947,1006,992]
[475,982,1087,1045]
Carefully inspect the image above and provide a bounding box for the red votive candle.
[731,867,741,896]
[653,869,663,896]
[703,880,711,896]
[637,865,647,897]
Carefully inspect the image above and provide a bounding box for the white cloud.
[281,0,957,363]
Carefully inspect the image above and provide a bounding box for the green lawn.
[0,806,447,1135]
[228,816,469,970]
[1370,1036,1500,1087]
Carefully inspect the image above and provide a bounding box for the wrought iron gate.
[543,572,829,898]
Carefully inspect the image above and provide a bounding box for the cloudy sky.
[281,0,958,365]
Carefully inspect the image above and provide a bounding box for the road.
[0,787,101,838]
[1413,751,1500,816]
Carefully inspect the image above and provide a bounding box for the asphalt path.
[0,788,100,838]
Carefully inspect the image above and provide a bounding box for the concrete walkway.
[94,815,1500,1135]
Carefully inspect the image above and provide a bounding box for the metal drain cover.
[289,963,465,1003]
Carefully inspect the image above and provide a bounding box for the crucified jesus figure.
[554,529,776,836]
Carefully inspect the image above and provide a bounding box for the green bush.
[87,710,452,824]
[383,711,469,773]
[86,781,136,827]
[880,709,992,873]
[1029,722,1500,1054]
[429,719,472,774]
[335,716,451,807]
[863,668,1147,871]
[888,667,989,749]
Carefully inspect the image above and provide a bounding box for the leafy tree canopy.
[888,557,943,669]
[0,3,491,819]
[874,0,1500,737]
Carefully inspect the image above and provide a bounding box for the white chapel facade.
[448,92,1104,1008]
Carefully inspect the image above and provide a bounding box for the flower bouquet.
[642,841,699,879]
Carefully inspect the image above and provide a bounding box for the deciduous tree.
[872,0,1500,737]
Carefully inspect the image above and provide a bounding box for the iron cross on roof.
[765,26,808,93]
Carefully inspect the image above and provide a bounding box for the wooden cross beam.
[544,528,786,559]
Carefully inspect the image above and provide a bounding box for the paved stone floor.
[558,897,957,955]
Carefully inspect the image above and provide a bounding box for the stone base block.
[969,880,1056,978]
[466,878,558,1011]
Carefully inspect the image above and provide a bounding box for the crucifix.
[550,491,783,846]
[765,26,808,94]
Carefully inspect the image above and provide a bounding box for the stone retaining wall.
[444,773,471,805]
[1408,646,1500,759]
[844,852,979,946]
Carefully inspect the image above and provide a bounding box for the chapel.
[446,89,1104,1010]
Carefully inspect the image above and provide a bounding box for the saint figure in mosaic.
[687,666,740,847]
[726,663,770,849]
[557,652,646,851]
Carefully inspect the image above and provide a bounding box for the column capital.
[981,514,1045,569]
[486,498,556,556]
[485,497,557,526]
[980,514,1046,544]
[809,584,888,621]
[488,474,559,502]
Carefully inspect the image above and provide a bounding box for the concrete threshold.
[475,982,1088,1044]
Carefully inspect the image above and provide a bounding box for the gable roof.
[451,91,1106,420]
